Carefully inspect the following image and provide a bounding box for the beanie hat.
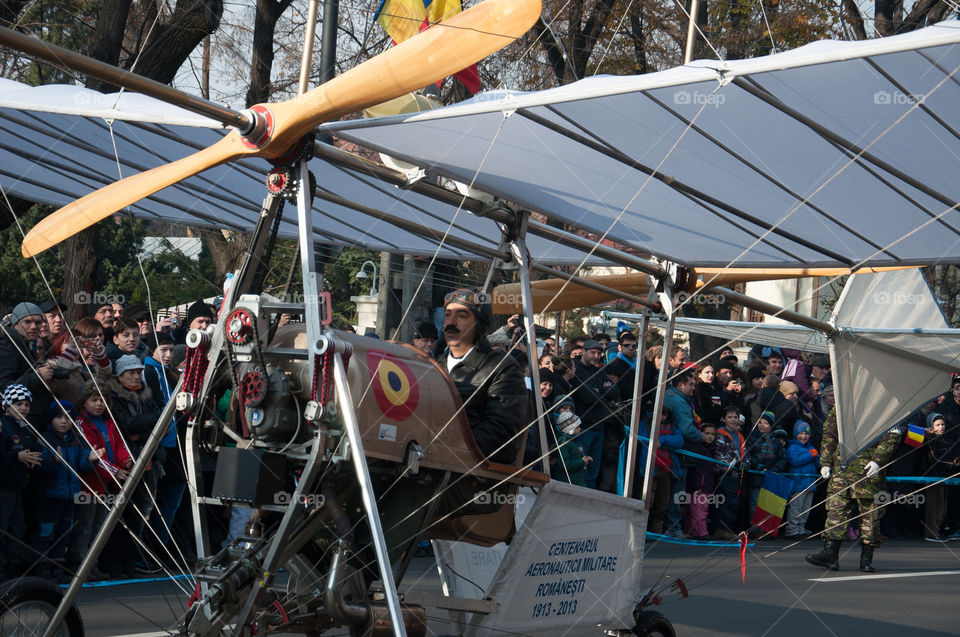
[9,302,43,326]
[185,300,214,327]
[927,412,945,429]
[773,428,788,439]
[149,331,175,348]
[557,411,582,436]
[48,399,76,423]
[794,421,812,437]
[747,366,765,381]
[2,383,32,408]
[115,354,144,376]
[413,321,438,340]
[538,368,556,385]
[716,359,737,372]
[810,353,830,368]
[553,396,575,412]
[779,380,800,396]
[125,303,150,322]
[759,410,776,426]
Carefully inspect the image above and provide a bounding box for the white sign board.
[467,481,647,636]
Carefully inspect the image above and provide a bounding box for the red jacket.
[75,412,132,495]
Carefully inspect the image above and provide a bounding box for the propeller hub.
[240,105,274,149]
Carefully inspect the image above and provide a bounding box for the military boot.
[859,543,876,573]
[804,538,841,570]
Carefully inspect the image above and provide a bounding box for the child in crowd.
[552,412,590,486]
[69,380,131,577]
[0,384,42,579]
[745,411,787,521]
[784,421,819,539]
[34,400,103,582]
[921,413,958,541]
[713,406,746,538]
[685,423,717,540]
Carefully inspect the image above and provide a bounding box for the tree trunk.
[62,227,100,321]
[85,0,133,90]
[131,0,225,84]
[245,0,294,107]
[842,0,868,40]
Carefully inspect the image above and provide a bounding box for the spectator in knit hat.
[0,383,41,578]
[0,302,55,424]
[552,411,589,486]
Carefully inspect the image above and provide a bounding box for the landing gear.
[632,610,676,637]
[0,577,84,637]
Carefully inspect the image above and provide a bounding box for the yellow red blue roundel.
[366,351,419,420]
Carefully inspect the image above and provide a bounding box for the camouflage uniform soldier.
[805,409,900,572]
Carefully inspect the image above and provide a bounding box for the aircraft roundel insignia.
[366,351,419,421]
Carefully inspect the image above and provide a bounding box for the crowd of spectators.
[0,297,215,583]
[482,318,960,543]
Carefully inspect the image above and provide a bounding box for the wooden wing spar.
[492,266,915,313]
[20,0,542,258]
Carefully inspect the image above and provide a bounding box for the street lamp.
[355,260,378,296]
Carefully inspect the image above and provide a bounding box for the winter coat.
[663,386,703,445]
[745,429,787,487]
[76,413,132,494]
[715,426,745,468]
[552,430,587,486]
[107,377,163,462]
[571,358,620,435]
[686,439,716,493]
[695,382,724,425]
[785,439,820,493]
[143,356,179,448]
[0,330,49,426]
[439,339,528,464]
[35,427,94,500]
[0,414,40,489]
[922,433,959,478]
[781,353,814,404]
[747,387,801,437]
[616,417,685,495]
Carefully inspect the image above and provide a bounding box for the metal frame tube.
[332,352,407,636]
[622,312,650,498]
[641,299,677,508]
[0,26,248,130]
[511,235,550,474]
[299,0,322,95]
[684,0,701,64]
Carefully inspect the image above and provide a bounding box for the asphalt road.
[60,537,960,636]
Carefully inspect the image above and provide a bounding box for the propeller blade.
[22,134,247,257]
[21,0,542,257]
[494,266,918,313]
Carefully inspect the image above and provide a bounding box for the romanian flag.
[374,0,483,94]
[750,471,793,537]
[905,423,925,448]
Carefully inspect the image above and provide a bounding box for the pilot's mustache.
[443,325,460,335]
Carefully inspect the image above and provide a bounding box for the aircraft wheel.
[632,610,675,637]
[0,576,84,636]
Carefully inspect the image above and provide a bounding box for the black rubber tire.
[632,610,676,637]
[0,576,84,637]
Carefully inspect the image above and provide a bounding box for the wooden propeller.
[21,0,542,258]
[492,266,914,313]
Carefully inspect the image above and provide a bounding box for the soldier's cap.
[582,339,603,351]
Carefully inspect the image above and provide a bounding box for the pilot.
[438,287,527,465]
[412,321,438,358]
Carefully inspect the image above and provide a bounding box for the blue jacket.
[663,386,703,445]
[35,427,94,500]
[616,417,685,495]
[785,439,820,493]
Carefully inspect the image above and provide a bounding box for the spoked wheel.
[632,610,675,637]
[0,577,84,636]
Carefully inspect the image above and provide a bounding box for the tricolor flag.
[374,0,483,94]
[904,423,925,448]
[750,471,793,537]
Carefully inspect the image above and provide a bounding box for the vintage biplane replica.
[2,2,960,636]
